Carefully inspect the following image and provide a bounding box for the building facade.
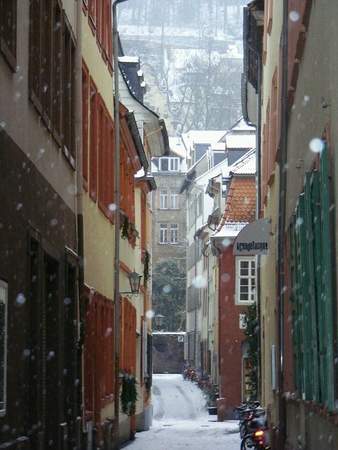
[0,1,82,448]
[151,146,187,332]
[243,1,338,449]
[212,152,256,420]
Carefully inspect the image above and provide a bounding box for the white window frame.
[160,189,168,209]
[0,280,8,417]
[159,224,168,244]
[159,157,180,172]
[170,192,179,209]
[235,257,256,305]
[169,158,179,171]
[170,224,178,244]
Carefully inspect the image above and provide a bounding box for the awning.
[233,218,271,256]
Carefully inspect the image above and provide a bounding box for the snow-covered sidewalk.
[124,374,240,450]
[125,418,240,450]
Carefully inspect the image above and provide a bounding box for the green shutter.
[311,170,326,404]
[290,218,302,393]
[319,145,335,411]
[298,194,312,399]
[304,173,319,401]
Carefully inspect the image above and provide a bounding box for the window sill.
[235,300,256,306]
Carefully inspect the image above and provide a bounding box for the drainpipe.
[75,0,84,444]
[112,1,128,448]
[255,53,262,403]
[277,1,289,448]
[243,43,262,401]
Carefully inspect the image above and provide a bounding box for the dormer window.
[159,157,179,172]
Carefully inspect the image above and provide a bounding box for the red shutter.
[96,0,101,44]
[89,79,98,201]
[141,192,147,251]
[82,63,89,187]
[97,95,104,207]
[88,0,96,29]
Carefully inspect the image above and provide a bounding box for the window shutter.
[319,144,335,410]
[29,0,43,111]
[52,0,63,143]
[82,65,90,185]
[0,0,17,70]
[89,79,98,201]
[304,173,319,401]
[297,194,313,400]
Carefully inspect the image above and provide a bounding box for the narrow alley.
[124,375,240,450]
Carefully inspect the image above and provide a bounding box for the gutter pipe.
[277,1,289,448]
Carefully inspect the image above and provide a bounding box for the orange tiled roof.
[223,176,256,223]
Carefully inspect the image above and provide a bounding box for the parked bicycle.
[235,402,270,450]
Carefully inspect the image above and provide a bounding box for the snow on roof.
[225,133,256,149]
[230,148,256,175]
[211,222,247,239]
[118,55,140,64]
[230,117,256,132]
[182,130,226,150]
[169,136,186,158]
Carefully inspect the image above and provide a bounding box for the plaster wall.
[0,1,77,212]
[260,168,279,424]
[261,1,283,125]
[81,14,114,113]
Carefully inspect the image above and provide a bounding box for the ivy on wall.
[244,303,259,400]
[120,372,138,416]
[143,250,151,287]
[120,214,139,245]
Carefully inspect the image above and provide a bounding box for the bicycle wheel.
[240,436,255,450]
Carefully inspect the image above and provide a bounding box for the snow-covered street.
[124,374,240,450]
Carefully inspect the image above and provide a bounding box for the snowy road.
[124,374,240,450]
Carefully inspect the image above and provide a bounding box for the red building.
[212,157,256,420]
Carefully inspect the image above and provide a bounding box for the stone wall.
[152,333,185,374]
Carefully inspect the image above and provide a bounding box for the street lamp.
[120,270,142,295]
[154,314,165,330]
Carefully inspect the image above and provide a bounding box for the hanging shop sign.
[233,218,271,256]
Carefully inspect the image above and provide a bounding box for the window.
[160,189,168,209]
[170,192,179,209]
[159,224,168,244]
[159,157,180,172]
[170,224,178,244]
[0,280,7,416]
[170,158,179,171]
[29,2,76,161]
[0,0,17,70]
[196,193,203,217]
[159,158,168,171]
[236,257,256,304]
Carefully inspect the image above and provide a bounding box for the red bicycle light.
[254,430,264,438]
